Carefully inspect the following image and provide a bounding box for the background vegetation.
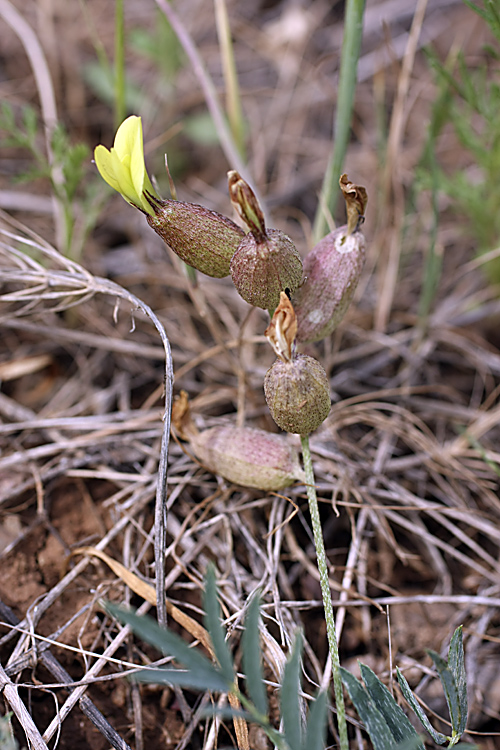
[0,0,499,748]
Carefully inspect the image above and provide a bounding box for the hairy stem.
[300,434,348,750]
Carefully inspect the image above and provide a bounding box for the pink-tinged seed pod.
[230,228,303,310]
[145,194,245,278]
[264,353,331,435]
[191,424,304,490]
[293,225,366,343]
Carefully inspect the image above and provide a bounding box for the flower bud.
[230,229,303,310]
[191,425,304,490]
[145,195,245,278]
[228,171,303,310]
[264,354,331,435]
[94,115,159,216]
[264,293,331,434]
[293,174,367,343]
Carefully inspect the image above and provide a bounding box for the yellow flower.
[94,115,158,216]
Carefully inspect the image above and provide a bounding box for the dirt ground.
[1,0,500,748]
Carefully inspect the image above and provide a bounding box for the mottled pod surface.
[230,228,303,309]
[293,226,365,343]
[264,353,331,434]
[191,424,304,490]
[147,198,245,278]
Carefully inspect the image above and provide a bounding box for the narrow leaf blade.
[302,690,328,750]
[242,592,268,716]
[203,566,235,683]
[281,631,303,750]
[392,740,430,750]
[447,626,468,735]
[396,667,447,744]
[360,664,425,749]
[133,666,230,692]
[200,707,254,722]
[340,667,398,750]
[106,603,230,690]
[428,649,461,737]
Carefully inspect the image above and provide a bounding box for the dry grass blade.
[0,212,173,627]
[72,547,213,653]
[0,599,132,750]
[1,1,500,746]
[0,666,49,750]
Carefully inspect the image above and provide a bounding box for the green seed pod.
[191,424,304,490]
[293,226,365,343]
[230,229,303,310]
[145,194,245,278]
[264,353,331,435]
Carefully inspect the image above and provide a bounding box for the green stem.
[313,0,366,243]
[214,0,246,158]
[62,200,74,259]
[300,434,348,750]
[114,0,126,128]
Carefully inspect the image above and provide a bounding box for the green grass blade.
[313,0,367,242]
[200,706,252,722]
[214,0,245,158]
[340,667,398,750]
[427,649,462,737]
[302,691,328,750]
[241,592,268,717]
[203,566,235,683]
[392,740,429,750]
[105,602,229,691]
[281,631,303,750]
[396,667,447,744]
[360,664,425,749]
[463,0,500,40]
[114,0,126,128]
[447,626,468,736]
[133,666,230,692]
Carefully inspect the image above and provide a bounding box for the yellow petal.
[94,145,121,192]
[95,116,158,216]
[115,115,156,215]
[109,148,139,207]
[129,122,147,202]
[113,115,142,160]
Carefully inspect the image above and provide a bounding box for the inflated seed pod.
[264,293,331,435]
[172,390,304,490]
[228,171,302,310]
[230,228,303,310]
[191,424,305,490]
[293,174,368,343]
[264,353,331,435]
[145,193,245,278]
[293,225,365,343]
